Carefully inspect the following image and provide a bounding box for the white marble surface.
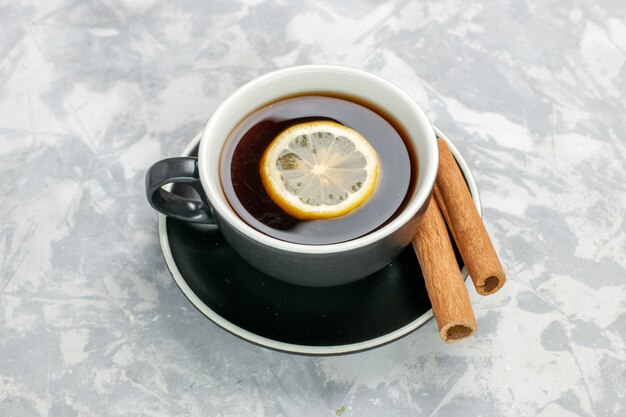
[1,0,625,416]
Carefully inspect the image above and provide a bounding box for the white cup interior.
[198,65,437,254]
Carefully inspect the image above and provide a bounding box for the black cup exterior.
[146,155,432,287]
[212,202,428,287]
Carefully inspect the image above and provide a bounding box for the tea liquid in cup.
[220,94,418,245]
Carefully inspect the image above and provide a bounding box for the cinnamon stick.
[435,139,506,295]
[412,197,477,343]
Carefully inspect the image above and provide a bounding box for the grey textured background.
[1,0,625,416]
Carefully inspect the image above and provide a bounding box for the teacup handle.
[145,157,215,224]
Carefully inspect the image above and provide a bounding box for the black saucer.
[160,127,480,355]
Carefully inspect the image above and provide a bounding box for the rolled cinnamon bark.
[433,183,456,241]
[435,139,506,295]
[412,197,477,343]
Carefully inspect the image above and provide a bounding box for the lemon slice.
[260,121,379,220]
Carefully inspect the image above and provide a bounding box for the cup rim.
[198,65,437,254]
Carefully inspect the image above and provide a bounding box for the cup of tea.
[146,65,438,286]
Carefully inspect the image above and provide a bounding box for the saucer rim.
[158,125,482,355]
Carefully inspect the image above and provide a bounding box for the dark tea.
[219,95,417,244]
